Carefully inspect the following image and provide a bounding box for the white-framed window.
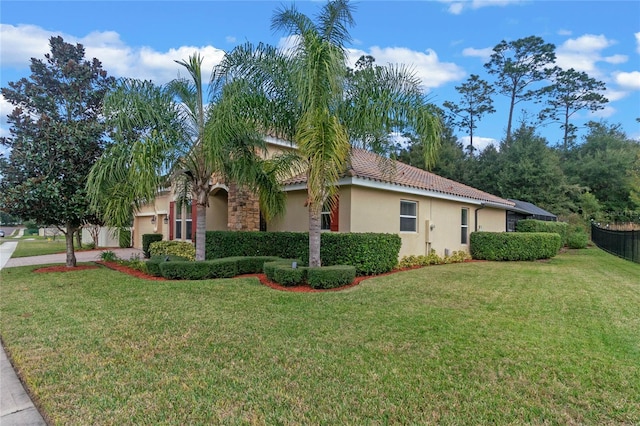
[185,200,193,240]
[175,204,182,239]
[400,200,417,232]
[321,203,331,231]
[461,208,469,244]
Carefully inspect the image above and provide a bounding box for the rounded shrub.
[149,240,195,261]
[567,231,589,249]
[307,265,356,289]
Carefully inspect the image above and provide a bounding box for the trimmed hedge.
[307,265,356,289]
[146,255,189,277]
[205,231,401,275]
[273,264,307,286]
[470,232,562,261]
[149,240,196,261]
[142,234,163,258]
[517,220,568,246]
[320,233,401,276]
[227,256,282,275]
[263,259,301,282]
[159,258,238,280]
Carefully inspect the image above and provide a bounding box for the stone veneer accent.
[227,183,260,231]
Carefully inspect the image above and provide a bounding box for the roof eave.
[283,176,514,209]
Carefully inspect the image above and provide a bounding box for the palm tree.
[218,0,441,267]
[87,54,286,261]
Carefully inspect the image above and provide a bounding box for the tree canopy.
[87,54,286,261]
[0,36,115,266]
[219,0,442,267]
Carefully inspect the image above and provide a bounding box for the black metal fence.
[591,224,640,264]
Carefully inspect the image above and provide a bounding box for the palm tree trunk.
[308,203,322,268]
[65,224,77,267]
[195,201,207,261]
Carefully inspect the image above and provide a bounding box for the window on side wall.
[174,201,193,240]
[400,200,417,232]
[185,201,193,240]
[321,203,331,231]
[461,208,469,244]
[175,204,182,239]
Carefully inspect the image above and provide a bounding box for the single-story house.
[132,137,521,258]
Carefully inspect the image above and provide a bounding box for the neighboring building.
[81,226,123,247]
[506,199,558,232]
[131,139,518,258]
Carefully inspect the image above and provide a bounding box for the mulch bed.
[35,262,433,293]
[94,261,417,292]
[96,261,167,281]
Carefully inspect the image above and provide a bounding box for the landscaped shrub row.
[517,219,569,246]
[263,260,356,289]
[263,259,301,282]
[159,258,238,280]
[307,265,356,289]
[150,256,286,280]
[205,231,400,275]
[398,250,470,269]
[470,232,562,261]
[146,255,189,277]
[142,234,163,258]
[149,240,196,261]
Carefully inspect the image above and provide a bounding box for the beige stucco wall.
[268,190,309,232]
[206,190,228,231]
[347,187,506,258]
[132,193,170,249]
[270,185,507,259]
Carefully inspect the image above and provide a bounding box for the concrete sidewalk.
[1,344,47,425]
[2,247,144,269]
[1,245,144,425]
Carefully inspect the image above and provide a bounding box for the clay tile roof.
[284,148,514,207]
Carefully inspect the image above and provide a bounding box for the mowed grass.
[1,248,638,425]
[10,239,70,258]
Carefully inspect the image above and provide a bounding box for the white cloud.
[557,29,572,36]
[604,54,628,65]
[0,94,15,140]
[590,105,615,119]
[0,24,226,85]
[605,89,631,102]
[635,32,640,54]
[462,46,494,61]
[556,34,616,76]
[348,46,466,89]
[0,24,58,67]
[226,36,237,44]
[614,71,640,90]
[441,0,523,15]
[458,136,499,152]
[448,3,464,14]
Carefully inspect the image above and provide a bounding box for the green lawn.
[10,238,78,258]
[1,248,638,425]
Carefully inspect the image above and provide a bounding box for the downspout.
[474,203,486,232]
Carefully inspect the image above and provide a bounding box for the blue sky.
[1,0,639,151]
